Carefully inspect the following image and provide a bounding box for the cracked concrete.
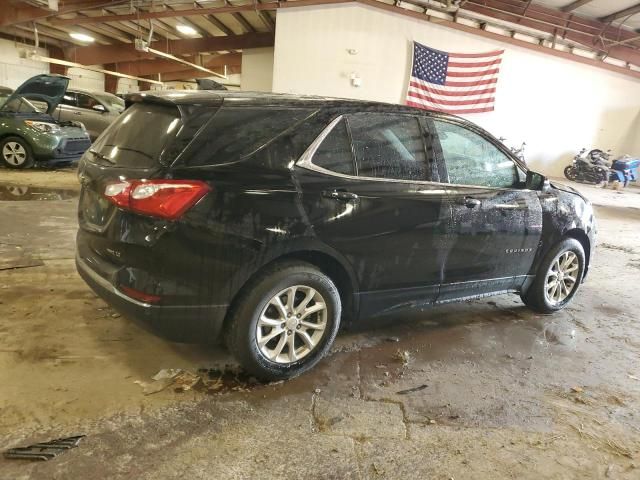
[1,171,640,479]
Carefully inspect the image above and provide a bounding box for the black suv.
[76,91,596,380]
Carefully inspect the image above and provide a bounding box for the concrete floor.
[0,170,639,479]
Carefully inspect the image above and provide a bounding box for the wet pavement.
[0,184,78,202]
[0,171,639,479]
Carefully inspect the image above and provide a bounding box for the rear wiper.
[89,149,114,164]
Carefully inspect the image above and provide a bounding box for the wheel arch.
[0,132,32,146]
[223,247,360,337]
[564,228,591,278]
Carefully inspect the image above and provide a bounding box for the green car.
[0,74,91,169]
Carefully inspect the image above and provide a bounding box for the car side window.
[312,119,355,176]
[433,120,518,188]
[61,92,77,107]
[77,93,99,110]
[347,114,429,181]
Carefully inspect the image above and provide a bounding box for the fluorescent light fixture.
[176,24,197,36]
[28,54,164,86]
[69,32,94,42]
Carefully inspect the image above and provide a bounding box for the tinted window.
[185,107,313,167]
[77,93,99,110]
[347,114,429,181]
[433,120,518,188]
[91,103,181,167]
[312,119,354,175]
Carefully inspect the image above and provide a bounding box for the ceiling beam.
[561,0,595,13]
[460,0,640,66]
[114,53,242,76]
[232,12,257,33]
[354,0,640,80]
[48,0,352,25]
[64,32,274,64]
[0,0,128,27]
[49,2,278,25]
[600,3,640,23]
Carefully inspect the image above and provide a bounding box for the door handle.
[73,111,82,115]
[322,189,359,202]
[460,196,481,208]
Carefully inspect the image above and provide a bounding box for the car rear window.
[90,103,182,168]
[181,107,314,167]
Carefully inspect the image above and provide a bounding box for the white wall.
[0,39,48,89]
[241,47,274,92]
[116,78,139,94]
[273,4,640,176]
[66,67,104,91]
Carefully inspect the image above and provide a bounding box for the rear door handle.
[322,189,359,202]
[459,196,481,208]
[74,111,82,115]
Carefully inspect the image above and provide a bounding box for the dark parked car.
[76,91,596,380]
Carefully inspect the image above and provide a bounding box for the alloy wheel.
[256,285,327,364]
[545,251,579,305]
[2,142,27,166]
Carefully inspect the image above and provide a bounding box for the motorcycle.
[499,137,527,165]
[563,148,611,184]
[609,155,640,187]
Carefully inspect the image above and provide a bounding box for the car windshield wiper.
[89,149,115,164]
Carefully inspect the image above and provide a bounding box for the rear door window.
[77,93,100,110]
[312,119,354,176]
[347,114,430,181]
[184,107,314,167]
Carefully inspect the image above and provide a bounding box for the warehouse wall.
[241,47,274,92]
[67,67,104,91]
[0,39,48,89]
[273,4,640,176]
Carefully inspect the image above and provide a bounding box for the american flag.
[406,41,504,115]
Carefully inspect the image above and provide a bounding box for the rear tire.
[563,166,577,181]
[1,137,34,169]
[225,261,341,381]
[521,238,585,314]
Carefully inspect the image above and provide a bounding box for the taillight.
[104,179,210,220]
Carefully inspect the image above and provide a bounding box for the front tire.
[521,238,585,314]
[225,261,341,381]
[1,137,34,169]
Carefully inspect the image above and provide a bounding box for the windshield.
[93,92,125,113]
[90,103,181,168]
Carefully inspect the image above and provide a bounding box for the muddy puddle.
[0,183,78,201]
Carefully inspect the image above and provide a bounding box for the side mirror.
[526,170,550,191]
[91,104,106,113]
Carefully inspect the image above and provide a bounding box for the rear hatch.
[78,98,212,232]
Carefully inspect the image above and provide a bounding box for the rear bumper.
[76,253,228,343]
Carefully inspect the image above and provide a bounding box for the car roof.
[68,87,119,97]
[127,89,445,116]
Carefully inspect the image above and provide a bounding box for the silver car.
[55,88,124,141]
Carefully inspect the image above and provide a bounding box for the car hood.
[0,74,70,116]
[550,180,588,202]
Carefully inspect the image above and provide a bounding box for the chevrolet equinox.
[76,91,596,380]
